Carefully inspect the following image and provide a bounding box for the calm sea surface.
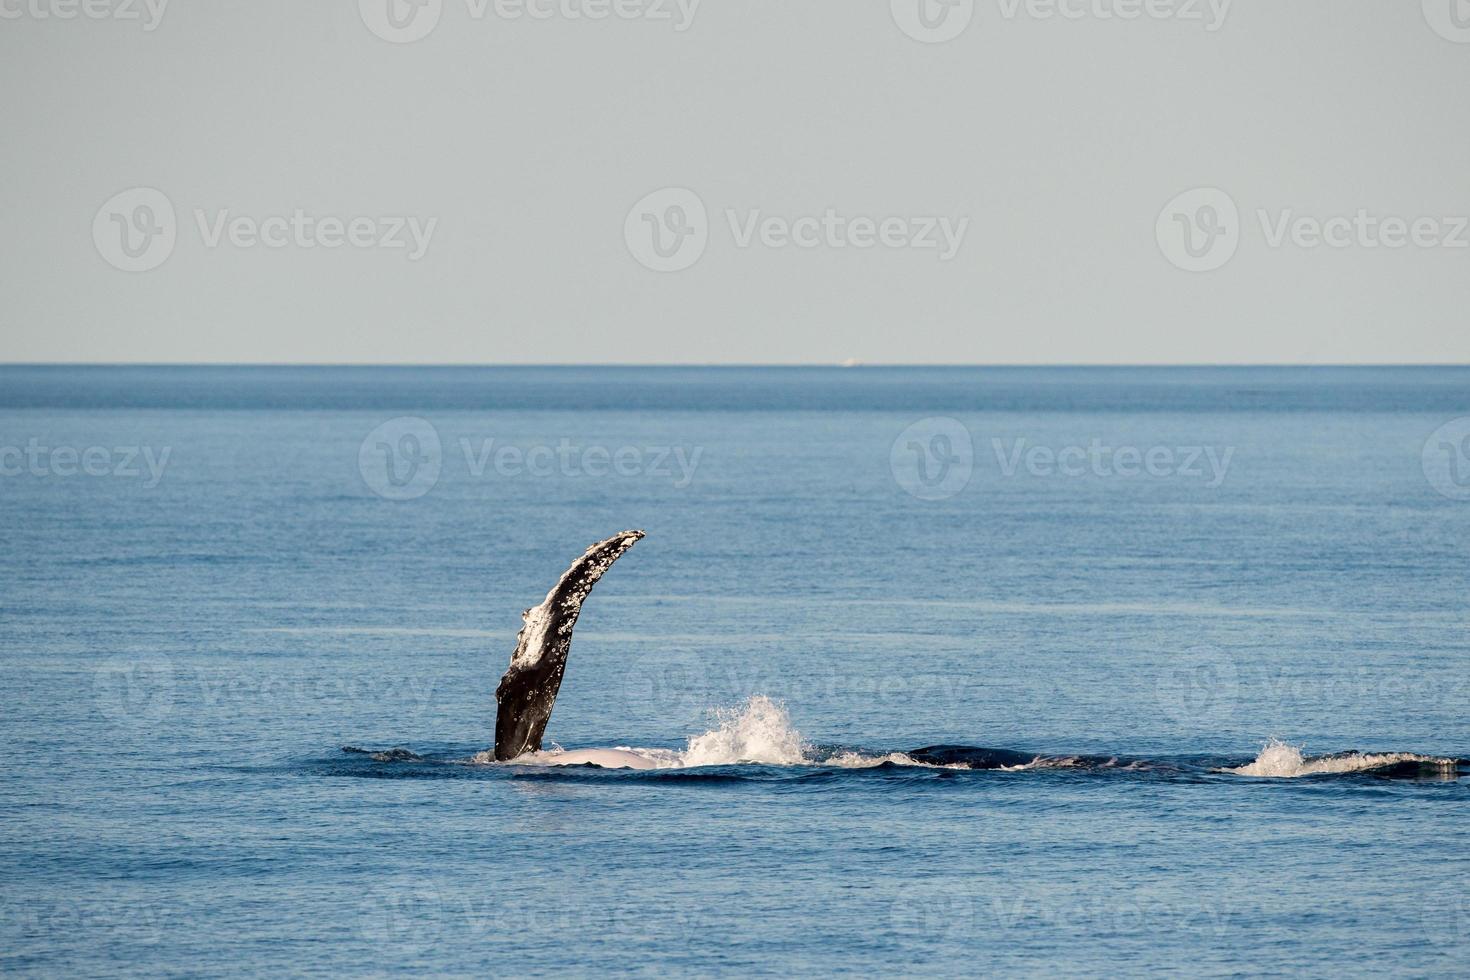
[1,366,1467,976]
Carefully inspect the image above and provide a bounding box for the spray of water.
[502,696,952,770]
[679,695,808,766]
[1227,738,1448,778]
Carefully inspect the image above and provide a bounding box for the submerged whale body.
[515,748,659,770]
[905,745,1055,769]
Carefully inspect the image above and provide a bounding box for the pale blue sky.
[2,0,1467,363]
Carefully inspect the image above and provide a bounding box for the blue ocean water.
[1,365,1467,976]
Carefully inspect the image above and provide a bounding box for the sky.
[2,0,1467,364]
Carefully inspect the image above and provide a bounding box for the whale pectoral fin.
[492,530,644,761]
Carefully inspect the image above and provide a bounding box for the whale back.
[492,530,644,761]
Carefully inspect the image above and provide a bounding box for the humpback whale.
[470,530,1467,777]
[493,529,644,762]
[486,531,1075,771]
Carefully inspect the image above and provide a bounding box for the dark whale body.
[905,745,1051,769]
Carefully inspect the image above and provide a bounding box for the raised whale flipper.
[493,530,644,761]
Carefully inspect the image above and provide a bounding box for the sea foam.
[1227,738,1453,778]
[519,696,951,770]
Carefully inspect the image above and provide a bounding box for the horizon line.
[2,362,1468,370]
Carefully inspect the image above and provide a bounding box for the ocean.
[1,365,1467,976]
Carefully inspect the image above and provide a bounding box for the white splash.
[680,695,808,767]
[500,696,954,770]
[1227,738,1452,778]
[996,756,1088,771]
